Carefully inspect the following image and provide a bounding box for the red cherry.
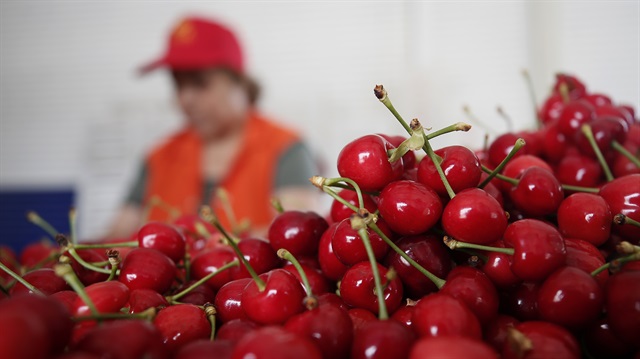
[482,241,520,288]
[595,104,635,126]
[564,238,608,287]
[553,73,587,100]
[330,189,377,223]
[216,318,259,344]
[613,141,640,177]
[268,210,328,257]
[509,167,564,217]
[502,321,580,359]
[214,278,251,323]
[317,223,349,281]
[555,154,603,188]
[412,292,482,339]
[175,339,233,359]
[153,304,210,353]
[377,180,443,235]
[539,94,565,124]
[599,174,640,241]
[19,240,57,269]
[605,271,640,348]
[137,222,186,263]
[65,249,109,285]
[10,268,69,296]
[537,266,603,328]
[284,304,353,359]
[417,145,482,196]
[241,269,305,325]
[191,246,236,291]
[501,154,553,192]
[557,100,595,138]
[75,320,167,359]
[231,326,322,359]
[231,238,280,280]
[173,214,216,239]
[383,234,452,298]
[542,123,573,164]
[574,116,628,159]
[348,308,377,334]
[337,134,404,192]
[73,280,130,316]
[442,188,508,245]
[390,303,414,330]
[283,262,330,295]
[118,248,176,293]
[379,133,417,170]
[410,336,497,359]
[440,266,499,325]
[175,280,217,306]
[316,292,348,311]
[488,133,526,168]
[484,314,520,352]
[330,218,389,266]
[584,93,613,108]
[501,281,541,321]
[516,130,545,157]
[0,298,52,358]
[51,290,79,314]
[503,219,566,282]
[557,193,612,246]
[127,288,168,314]
[339,262,404,315]
[351,320,414,359]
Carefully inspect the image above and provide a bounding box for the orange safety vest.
[144,112,300,230]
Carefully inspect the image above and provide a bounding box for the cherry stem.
[142,196,181,224]
[216,188,241,234]
[426,122,472,140]
[26,211,59,239]
[57,235,113,275]
[200,206,266,291]
[73,241,138,250]
[54,263,99,316]
[277,248,317,310]
[374,84,412,133]
[480,165,600,193]
[581,124,614,181]
[271,198,285,214]
[184,252,192,282]
[614,213,640,228]
[317,176,365,210]
[478,138,526,188]
[463,105,495,135]
[204,303,217,341]
[73,307,156,322]
[558,82,570,104]
[323,182,379,197]
[69,208,78,245]
[496,106,514,132]
[169,259,239,303]
[322,185,359,214]
[444,236,514,255]
[106,250,120,281]
[591,252,640,276]
[611,140,640,168]
[368,221,446,289]
[521,69,543,129]
[352,214,388,320]
[0,261,44,296]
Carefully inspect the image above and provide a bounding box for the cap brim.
[138,57,168,76]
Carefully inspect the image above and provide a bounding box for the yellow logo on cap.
[172,20,197,44]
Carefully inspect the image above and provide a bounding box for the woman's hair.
[218,68,261,106]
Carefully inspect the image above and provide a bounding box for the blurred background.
[1,1,638,245]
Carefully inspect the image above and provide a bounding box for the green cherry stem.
[426,122,473,140]
[54,263,99,316]
[204,303,217,341]
[352,214,388,320]
[521,69,543,129]
[106,250,121,281]
[321,185,359,213]
[184,252,192,282]
[26,211,59,239]
[613,214,640,228]
[278,248,318,310]
[311,176,365,210]
[374,84,412,133]
[591,252,640,277]
[581,124,614,181]
[69,208,78,245]
[215,188,240,235]
[611,140,640,168]
[444,236,514,255]
[478,138,526,188]
[480,165,600,193]
[271,198,285,214]
[57,235,113,275]
[73,307,156,322]
[73,241,138,250]
[0,261,44,296]
[168,259,239,303]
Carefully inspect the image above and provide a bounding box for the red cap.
[139,16,244,74]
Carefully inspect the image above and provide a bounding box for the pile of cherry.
[1,73,639,359]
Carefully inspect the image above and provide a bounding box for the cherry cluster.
[1,73,639,359]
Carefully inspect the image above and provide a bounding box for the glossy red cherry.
[539,94,565,124]
[214,278,251,323]
[231,238,280,280]
[317,223,349,281]
[337,134,404,192]
[537,266,603,328]
[51,290,78,314]
[316,292,348,311]
[574,116,628,159]
[175,339,233,359]
[417,145,482,196]
[482,241,520,288]
[412,293,482,339]
[509,167,564,217]
[384,234,452,298]
[488,133,526,168]
[127,288,168,314]
[268,210,328,257]
[410,336,497,359]
[557,100,595,138]
[73,280,130,316]
[557,193,612,246]
[501,154,553,192]
[75,320,167,359]
[484,314,520,352]
[351,320,414,359]
[599,174,640,241]
[285,304,353,359]
[231,326,322,359]
[390,303,414,330]
[502,321,580,359]
[241,269,305,325]
[595,103,635,126]
[118,248,176,294]
[377,180,442,235]
[137,222,186,263]
[442,188,508,245]
[503,219,566,282]
[613,141,640,177]
[515,130,545,157]
[605,271,640,348]
[191,246,236,291]
[440,266,499,325]
[564,238,608,287]
[10,268,69,296]
[554,154,603,188]
[330,189,378,223]
[283,262,330,295]
[339,262,404,315]
[542,123,572,164]
[330,218,389,266]
[216,318,259,344]
[153,304,210,353]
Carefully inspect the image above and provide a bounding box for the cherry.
[137,222,186,263]
[440,266,499,325]
[339,261,404,316]
[537,266,603,328]
[317,223,349,281]
[337,134,404,192]
[214,278,251,323]
[516,130,545,157]
[557,100,595,138]
[153,304,211,353]
[390,302,414,330]
[554,154,603,188]
[583,93,613,108]
[127,288,168,314]
[173,213,216,239]
[51,290,79,314]
[19,240,57,269]
[330,218,389,266]
[316,292,348,311]
[351,320,414,359]
[501,282,541,321]
[509,167,564,217]
[284,304,353,359]
[175,339,233,359]
[482,241,520,288]
[231,326,322,359]
[216,318,259,343]
[412,293,482,339]
[595,104,635,126]
[379,133,417,170]
[484,314,520,352]
[73,280,130,316]
[175,280,217,306]
[599,174,640,241]
[191,246,236,291]
[583,318,636,359]
[383,234,452,298]
[442,188,508,245]
[501,154,553,193]
[417,145,482,197]
[10,268,69,296]
[502,321,580,359]
[268,210,328,257]
[330,189,377,223]
[557,193,612,246]
[231,238,280,280]
[553,73,587,101]
[348,308,377,334]
[575,116,628,159]
[564,238,608,287]
[75,320,167,359]
[604,271,640,348]
[66,249,109,285]
[503,219,566,282]
[542,122,572,164]
[0,298,53,358]
[241,268,305,325]
[410,336,497,359]
[118,248,176,294]
[377,180,442,235]
[488,133,526,168]
[283,262,330,295]
[539,93,565,124]
[613,141,640,177]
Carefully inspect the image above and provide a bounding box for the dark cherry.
[383,234,452,299]
[555,154,603,188]
[268,210,328,257]
[241,269,305,325]
[216,318,259,344]
[317,223,349,281]
[118,248,176,294]
[378,180,443,235]
[137,222,186,263]
[351,320,414,359]
[564,238,608,287]
[153,304,210,353]
[440,266,499,325]
[127,288,168,314]
[442,188,508,245]
[330,218,389,266]
[583,318,635,359]
[599,174,640,242]
[176,280,217,306]
[488,133,526,168]
[500,282,540,321]
[214,278,251,323]
[10,268,69,296]
[502,321,580,359]
[412,293,482,339]
[605,271,640,348]
[557,193,612,246]
[339,262,404,315]
[484,314,520,353]
[0,299,52,358]
[175,339,233,359]
[330,189,378,223]
[73,280,130,316]
[75,320,167,359]
[410,336,497,359]
[557,100,595,138]
[191,246,236,291]
[337,134,404,192]
[231,326,322,359]
[283,262,331,295]
[390,303,414,330]
[231,238,280,280]
[417,145,482,197]
[509,167,564,217]
[285,304,353,359]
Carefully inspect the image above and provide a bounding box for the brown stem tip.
[374,85,386,101]
[56,234,69,248]
[443,236,458,250]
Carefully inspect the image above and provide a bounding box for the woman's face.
[172,69,249,140]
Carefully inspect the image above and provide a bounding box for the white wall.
[1,1,638,238]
